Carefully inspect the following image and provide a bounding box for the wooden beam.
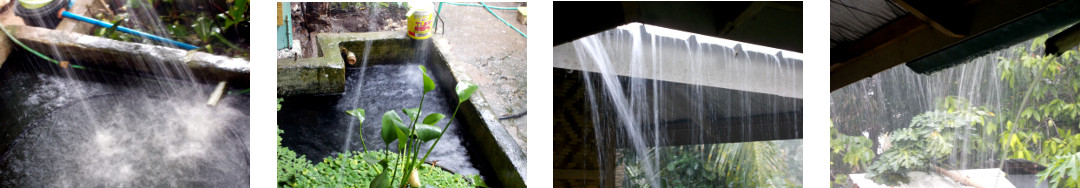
[890,0,966,38]
[618,111,804,147]
[1046,22,1080,56]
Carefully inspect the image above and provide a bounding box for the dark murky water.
[0,56,250,187]
[278,64,498,185]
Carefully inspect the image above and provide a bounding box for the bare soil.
[291,3,407,58]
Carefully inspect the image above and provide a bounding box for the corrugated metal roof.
[830,0,909,48]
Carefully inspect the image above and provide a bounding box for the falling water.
[570,23,802,186]
[341,2,385,154]
[575,34,660,187]
[830,35,1068,187]
[279,5,489,178]
[0,2,249,186]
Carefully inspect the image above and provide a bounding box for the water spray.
[12,0,199,50]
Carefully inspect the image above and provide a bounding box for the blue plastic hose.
[60,11,199,50]
[444,2,517,10]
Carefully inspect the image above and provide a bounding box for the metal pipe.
[60,11,199,50]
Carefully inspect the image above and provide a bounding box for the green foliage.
[456,82,479,104]
[278,130,315,186]
[621,141,800,187]
[419,65,435,94]
[1038,152,1080,188]
[422,113,445,125]
[341,65,479,187]
[994,33,1080,166]
[381,111,404,144]
[278,71,486,186]
[278,92,481,187]
[347,108,369,152]
[347,109,367,123]
[833,28,1080,187]
[218,0,249,29]
[830,122,875,172]
[94,0,249,58]
[865,105,991,186]
[414,124,442,142]
[276,139,473,188]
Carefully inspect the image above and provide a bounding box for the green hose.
[440,2,526,38]
[444,2,517,10]
[0,24,86,69]
[480,2,526,38]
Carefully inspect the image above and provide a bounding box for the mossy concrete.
[277,32,412,96]
[427,38,527,188]
[5,25,249,84]
[277,31,526,187]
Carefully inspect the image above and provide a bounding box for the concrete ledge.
[277,32,415,96]
[428,38,527,188]
[553,24,803,99]
[7,25,249,84]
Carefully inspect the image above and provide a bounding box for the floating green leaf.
[363,153,381,167]
[419,65,436,94]
[415,124,443,142]
[470,174,488,187]
[422,113,446,125]
[369,171,391,188]
[455,82,478,104]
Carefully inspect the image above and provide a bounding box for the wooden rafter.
[890,0,966,38]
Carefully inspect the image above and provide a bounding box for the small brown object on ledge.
[517,7,527,25]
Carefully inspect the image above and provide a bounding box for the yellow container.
[19,0,53,9]
[407,2,434,40]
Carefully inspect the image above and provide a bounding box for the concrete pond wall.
[276,31,527,187]
[5,25,249,85]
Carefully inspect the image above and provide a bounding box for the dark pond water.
[278,64,499,186]
[0,54,250,187]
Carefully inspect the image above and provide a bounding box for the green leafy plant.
[217,0,248,30]
[277,140,475,188]
[619,141,800,187]
[341,65,479,188]
[1037,152,1080,188]
[277,80,484,187]
[91,0,248,58]
[834,29,1080,187]
[831,122,875,173]
[864,105,992,186]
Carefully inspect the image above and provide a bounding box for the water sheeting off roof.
[554,23,803,99]
[830,0,909,48]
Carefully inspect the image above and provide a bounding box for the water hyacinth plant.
[345,65,480,188]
